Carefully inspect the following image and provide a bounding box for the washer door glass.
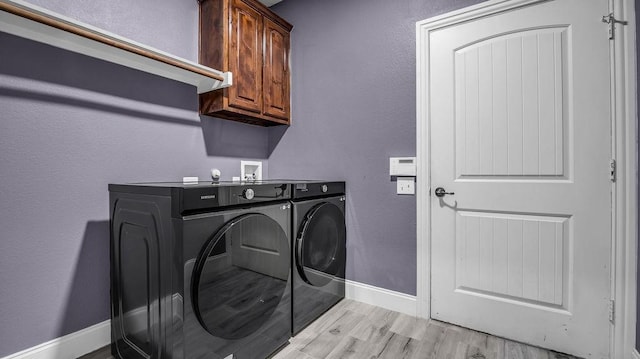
[296,202,346,287]
[192,213,289,340]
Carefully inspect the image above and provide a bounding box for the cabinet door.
[229,0,262,113]
[263,18,290,121]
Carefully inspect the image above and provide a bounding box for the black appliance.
[109,181,292,359]
[290,181,346,335]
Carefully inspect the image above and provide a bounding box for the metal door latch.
[602,13,628,40]
[609,299,615,323]
[610,159,616,182]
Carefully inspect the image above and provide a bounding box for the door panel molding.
[453,27,568,178]
[454,210,569,307]
[416,0,637,357]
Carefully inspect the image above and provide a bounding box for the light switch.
[397,177,415,195]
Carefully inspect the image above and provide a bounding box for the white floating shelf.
[0,0,232,94]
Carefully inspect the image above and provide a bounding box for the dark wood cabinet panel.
[229,0,262,113]
[199,0,292,126]
[263,18,290,120]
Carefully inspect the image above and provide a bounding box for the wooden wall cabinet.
[199,0,292,126]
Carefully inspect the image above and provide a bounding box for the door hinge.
[602,13,628,40]
[610,159,616,182]
[609,299,615,323]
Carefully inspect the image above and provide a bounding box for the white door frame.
[415,0,638,357]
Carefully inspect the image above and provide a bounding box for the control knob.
[243,188,255,200]
[321,184,328,193]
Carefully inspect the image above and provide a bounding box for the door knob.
[434,187,454,197]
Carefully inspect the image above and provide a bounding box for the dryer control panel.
[292,181,345,199]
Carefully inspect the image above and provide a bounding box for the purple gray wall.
[0,0,271,356]
[636,0,640,351]
[268,0,485,295]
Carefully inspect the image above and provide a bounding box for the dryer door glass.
[296,202,346,287]
[192,213,289,340]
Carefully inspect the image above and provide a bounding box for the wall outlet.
[397,177,415,195]
[241,160,262,181]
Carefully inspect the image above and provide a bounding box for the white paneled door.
[427,0,612,357]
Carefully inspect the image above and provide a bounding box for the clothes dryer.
[291,181,346,335]
[109,181,292,359]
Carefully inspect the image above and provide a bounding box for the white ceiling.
[259,0,283,7]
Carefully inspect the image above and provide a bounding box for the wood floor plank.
[523,344,552,359]
[434,324,466,359]
[325,335,373,359]
[372,332,419,359]
[304,302,351,335]
[349,305,399,342]
[389,312,429,340]
[460,330,489,359]
[350,313,399,354]
[485,332,507,358]
[290,304,350,348]
[299,309,364,358]
[407,320,449,359]
[348,316,379,343]
[362,304,400,329]
[505,339,526,359]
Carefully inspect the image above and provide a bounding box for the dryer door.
[296,202,346,287]
[191,212,289,340]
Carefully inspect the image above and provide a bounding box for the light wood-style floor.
[82,299,578,359]
[271,300,576,359]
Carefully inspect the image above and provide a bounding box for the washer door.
[191,213,289,340]
[296,202,346,287]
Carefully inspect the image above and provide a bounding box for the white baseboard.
[1,320,110,359]
[345,280,417,316]
[632,349,640,359]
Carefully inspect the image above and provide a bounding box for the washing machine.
[291,181,346,335]
[109,181,292,359]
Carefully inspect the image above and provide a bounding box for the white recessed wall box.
[389,157,417,176]
[241,160,262,181]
